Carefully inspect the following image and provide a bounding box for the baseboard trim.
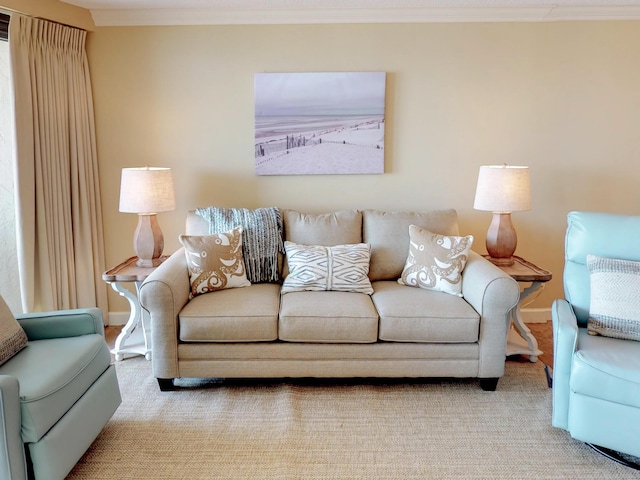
[108,307,551,326]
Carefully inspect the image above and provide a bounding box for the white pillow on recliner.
[587,254,640,342]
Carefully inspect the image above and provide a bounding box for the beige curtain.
[9,14,107,314]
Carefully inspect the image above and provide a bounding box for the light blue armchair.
[552,211,640,466]
[0,294,121,480]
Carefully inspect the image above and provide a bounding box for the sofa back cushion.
[283,209,362,245]
[186,210,210,235]
[282,209,363,279]
[363,209,460,281]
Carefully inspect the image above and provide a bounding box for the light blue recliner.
[552,211,640,465]
[0,294,121,480]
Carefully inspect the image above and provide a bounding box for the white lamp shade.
[119,167,176,214]
[473,165,531,213]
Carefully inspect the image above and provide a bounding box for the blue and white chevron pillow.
[282,241,374,295]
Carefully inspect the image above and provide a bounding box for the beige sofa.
[139,208,520,391]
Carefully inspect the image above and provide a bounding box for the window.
[0,13,8,41]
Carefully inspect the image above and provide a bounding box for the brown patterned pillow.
[180,227,251,298]
[398,225,473,297]
[0,296,28,366]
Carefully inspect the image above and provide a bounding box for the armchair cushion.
[0,297,27,366]
[0,334,112,442]
[570,331,640,409]
[587,254,640,341]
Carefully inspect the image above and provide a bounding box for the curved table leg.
[506,281,544,362]
[109,281,151,361]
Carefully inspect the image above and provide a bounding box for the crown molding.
[89,5,640,26]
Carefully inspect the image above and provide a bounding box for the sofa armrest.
[139,248,190,380]
[0,376,27,480]
[461,251,520,378]
[551,298,579,430]
[16,308,104,341]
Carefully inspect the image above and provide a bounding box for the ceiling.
[58,0,640,26]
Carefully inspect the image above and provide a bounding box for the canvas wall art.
[254,72,386,175]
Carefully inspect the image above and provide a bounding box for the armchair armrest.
[0,376,27,480]
[551,298,579,430]
[16,308,104,341]
[461,251,520,378]
[139,248,190,380]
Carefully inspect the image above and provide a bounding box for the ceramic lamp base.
[133,213,164,268]
[485,212,517,267]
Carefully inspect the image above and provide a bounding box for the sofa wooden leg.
[479,378,499,391]
[157,378,176,391]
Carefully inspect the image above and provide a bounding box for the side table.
[485,255,552,363]
[102,256,167,361]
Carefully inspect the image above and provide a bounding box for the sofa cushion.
[372,281,479,343]
[0,334,111,443]
[398,225,473,297]
[279,291,379,343]
[0,296,28,366]
[283,209,362,245]
[586,254,640,341]
[179,283,280,342]
[281,241,373,295]
[363,209,460,281]
[180,227,251,298]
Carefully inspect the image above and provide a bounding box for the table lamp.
[119,166,175,267]
[473,164,530,267]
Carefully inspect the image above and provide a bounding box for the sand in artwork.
[255,72,386,175]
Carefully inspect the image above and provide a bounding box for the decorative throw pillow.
[0,296,28,366]
[180,227,251,298]
[398,225,473,297]
[587,254,640,341]
[281,241,374,295]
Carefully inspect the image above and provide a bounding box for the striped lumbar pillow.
[282,241,373,295]
[587,254,640,341]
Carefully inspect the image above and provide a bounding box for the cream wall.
[87,21,640,317]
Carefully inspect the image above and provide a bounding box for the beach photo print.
[254,72,386,175]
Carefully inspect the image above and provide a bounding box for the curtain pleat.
[9,15,107,314]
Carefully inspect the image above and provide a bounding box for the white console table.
[102,256,167,361]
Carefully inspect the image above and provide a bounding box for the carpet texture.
[67,359,638,479]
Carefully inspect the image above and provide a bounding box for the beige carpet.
[67,358,637,479]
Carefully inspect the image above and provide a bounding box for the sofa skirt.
[175,342,480,379]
